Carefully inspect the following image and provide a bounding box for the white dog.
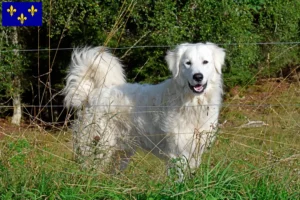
[64,42,225,172]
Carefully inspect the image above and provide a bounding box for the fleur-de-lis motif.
[7,5,16,16]
[28,5,37,16]
[17,13,27,24]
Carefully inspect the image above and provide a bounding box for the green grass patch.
[0,82,299,199]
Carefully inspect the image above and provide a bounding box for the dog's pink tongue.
[194,85,203,92]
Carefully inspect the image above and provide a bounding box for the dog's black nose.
[193,73,203,82]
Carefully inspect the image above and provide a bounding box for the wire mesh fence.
[1,80,299,164]
[1,0,300,196]
[0,43,299,198]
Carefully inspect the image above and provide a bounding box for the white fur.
[64,43,225,171]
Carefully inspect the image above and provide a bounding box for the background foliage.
[0,0,299,121]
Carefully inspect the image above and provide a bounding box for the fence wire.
[0,41,300,53]
[0,103,300,108]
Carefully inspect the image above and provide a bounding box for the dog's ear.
[165,44,189,78]
[165,50,179,77]
[207,42,226,74]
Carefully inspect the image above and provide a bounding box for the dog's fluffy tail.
[63,47,125,108]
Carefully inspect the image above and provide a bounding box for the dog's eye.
[185,61,191,66]
[203,60,208,64]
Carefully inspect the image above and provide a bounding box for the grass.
[0,82,299,199]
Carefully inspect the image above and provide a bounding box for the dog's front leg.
[167,156,189,182]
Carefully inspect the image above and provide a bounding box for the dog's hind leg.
[118,147,136,171]
[114,124,137,172]
[73,112,119,172]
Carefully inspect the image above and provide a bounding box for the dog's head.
[165,42,225,94]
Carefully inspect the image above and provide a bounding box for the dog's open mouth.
[188,82,207,94]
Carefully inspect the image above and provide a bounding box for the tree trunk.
[11,77,22,126]
[11,27,22,126]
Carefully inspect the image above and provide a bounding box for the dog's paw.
[167,157,190,182]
